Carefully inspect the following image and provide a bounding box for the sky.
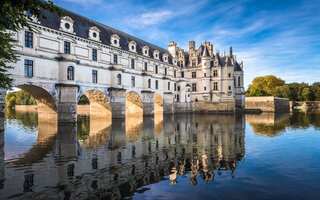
[52,0,320,87]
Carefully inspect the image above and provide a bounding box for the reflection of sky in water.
[4,119,37,161]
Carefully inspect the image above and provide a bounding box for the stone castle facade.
[5,7,245,121]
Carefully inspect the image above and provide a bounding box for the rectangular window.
[229,86,231,90]
[92,70,97,83]
[174,70,176,78]
[178,86,180,91]
[165,68,167,75]
[144,62,147,71]
[168,82,170,90]
[192,83,196,92]
[131,76,135,87]
[131,59,135,69]
[155,80,158,89]
[228,73,231,78]
[204,87,206,91]
[238,76,241,87]
[192,72,196,78]
[155,65,158,74]
[24,60,33,77]
[174,83,176,91]
[92,49,97,61]
[25,31,33,48]
[64,41,70,54]
[114,54,118,64]
[204,73,206,77]
[177,94,180,102]
[181,71,184,78]
[213,70,217,77]
[213,82,218,91]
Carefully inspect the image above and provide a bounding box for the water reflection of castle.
[0,112,245,200]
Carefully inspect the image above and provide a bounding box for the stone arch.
[15,84,57,121]
[154,93,163,115]
[79,89,112,118]
[126,91,143,116]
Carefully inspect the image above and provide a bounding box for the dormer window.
[89,26,100,41]
[111,34,120,47]
[60,16,74,34]
[163,53,169,62]
[142,46,149,56]
[128,41,137,53]
[153,50,160,60]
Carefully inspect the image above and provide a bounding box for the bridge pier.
[163,92,174,114]
[141,91,154,116]
[56,84,78,123]
[108,88,126,118]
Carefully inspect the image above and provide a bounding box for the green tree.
[272,85,290,98]
[0,0,61,89]
[311,82,320,101]
[302,87,313,101]
[248,75,285,96]
[7,96,16,108]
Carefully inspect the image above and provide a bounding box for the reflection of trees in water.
[251,121,289,137]
[289,112,320,129]
[249,112,320,136]
[77,115,90,141]
[5,109,38,127]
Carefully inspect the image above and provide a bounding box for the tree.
[311,82,320,101]
[302,87,313,101]
[248,75,285,96]
[272,85,290,98]
[7,96,16,108]
[0,0,61,89]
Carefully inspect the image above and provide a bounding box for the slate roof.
[38,7,173,64]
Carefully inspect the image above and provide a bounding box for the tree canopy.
[246,75,320,101]
[0,0,61,89]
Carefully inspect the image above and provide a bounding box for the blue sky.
[52,0,320,87]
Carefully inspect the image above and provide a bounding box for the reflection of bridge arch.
[126,115,143,142]
[79,89,112,118]
[154,93,163,115]
[15,84,57,121]
[126,91,143,116]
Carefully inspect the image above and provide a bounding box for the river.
[0,110,319,200]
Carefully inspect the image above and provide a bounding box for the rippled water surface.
[0,110,320,200]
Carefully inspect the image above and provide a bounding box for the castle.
[4,7,245,122]
[168,41,244,111]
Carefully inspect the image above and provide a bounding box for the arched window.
[117,74,121,85]
[67,66,74,80]
[148,79,151,88]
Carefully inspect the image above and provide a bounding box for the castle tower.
[201,46,210,70]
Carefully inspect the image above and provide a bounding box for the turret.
[201,46,211,69]
[168,41,177,58]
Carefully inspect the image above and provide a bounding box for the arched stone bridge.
[10,77,174,123]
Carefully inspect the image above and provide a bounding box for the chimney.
[189,41,195,51]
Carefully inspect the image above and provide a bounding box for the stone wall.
[194,101,235,113]
[301,101,320,112]
[245,96,289,112]
[174,102,194,113]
